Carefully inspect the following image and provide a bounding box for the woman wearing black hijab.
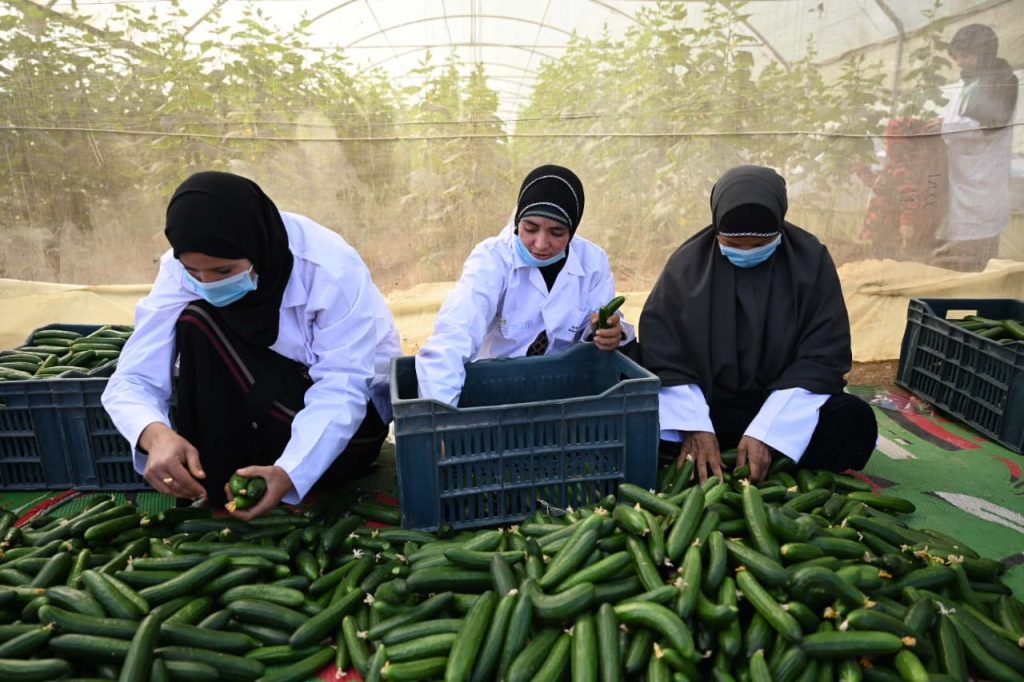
[639,165,877,482]
[416,164,633,405]
[102,171,401,516]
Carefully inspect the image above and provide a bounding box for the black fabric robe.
[639,166,851,404]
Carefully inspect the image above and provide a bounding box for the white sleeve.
[658,384,714,441]
[274,264,387,504]
[743,388,829,463]
[583,254,636,345]
[415,244,507,406]
[942,92,983,138]
[101,254,193,474]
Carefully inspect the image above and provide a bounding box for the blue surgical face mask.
[184,266,258,307]
[719,235,781,268]
[515,233,566,267]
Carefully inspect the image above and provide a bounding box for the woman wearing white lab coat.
[102,171,401,517]
[935,23,1019,271]
[415,165,634,406]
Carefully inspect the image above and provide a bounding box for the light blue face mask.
[515,233,566,267]
[719,235,781,268]
[184,266,258,307]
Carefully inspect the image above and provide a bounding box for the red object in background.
[860,117,948,258]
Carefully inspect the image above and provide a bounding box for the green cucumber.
[255,645,334,682]
[742,481,780,561]
[407,567,491,594]
[555,551,631,593]
[42,585,105,617]
[381,657,448,681]
[222,584,305,608]
[118,613,160,682]
[801,630,904,657]
[228,598,308,631]
[534,630,572,682]
[82,570,142,619]
[0,658,72,681]
[527,579,595,623]
[596,603,620,682]
[37,604,137,638]
[736,568,802,644]
[846,492,916,514]
[665,484,704,562]
[724,538,789,587]
[139,555,230,604]
[49,633,132,661]
[156,645,265,681]
[498,589,533,680]
[0,626,51,657]
[470,592,515,682]
[614,601,694,659]
[364,591,454,642]
[387,632,456,662]
[506,627,560,682]
[159,621,259,653]
[618,483,681,518]
[445,590,496,681]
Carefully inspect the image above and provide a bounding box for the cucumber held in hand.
[226,474,267,512]
[598,295,626,329]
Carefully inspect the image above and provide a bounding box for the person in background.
[933,23,1018,271]
[415,164,633,406]
[639,165,877,483]
[102,171,401,517]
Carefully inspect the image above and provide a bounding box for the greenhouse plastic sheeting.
[4,258,1024,362]
[0,0,1021,295]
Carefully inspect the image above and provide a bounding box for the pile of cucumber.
[952,316,1024,344]
[0,454,1021,681]
[0,326,133,382]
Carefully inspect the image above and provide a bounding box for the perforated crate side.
[54,381,145,490]
[392,345,659,530]
[897,298,1024,454]
[0,383,74,489]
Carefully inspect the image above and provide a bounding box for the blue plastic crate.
[0,324,144,490]
[391,344,660,531]
[897,298,1024,454]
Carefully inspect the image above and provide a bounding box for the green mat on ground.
[3,390,1021,600]
[851,385,1024,600]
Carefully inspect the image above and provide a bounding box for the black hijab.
[638,165,850,402]
[513,165,585,290]
[165,171,294,347]
[948,24,1019,128]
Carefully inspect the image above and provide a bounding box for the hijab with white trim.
[513,165,585,290]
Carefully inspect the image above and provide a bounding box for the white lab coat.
[415,223,635,406]
[939,78,1015,241]
[101,212,402,503]
[658,385,828,464]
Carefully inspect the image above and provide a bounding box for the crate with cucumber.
[951,315,1024,343]
[0,454,1021,681]
[0,325,134,382]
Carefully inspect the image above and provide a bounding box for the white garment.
[416,223,635,406]
[101,212,402,504]
[658,384,828,463]
[938,79,1015,241]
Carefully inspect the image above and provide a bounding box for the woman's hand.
[589,312,624,351]
[736,435,772,482]
[139,422,207,500]
[224,465,295,520]
[681,430,723,483]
